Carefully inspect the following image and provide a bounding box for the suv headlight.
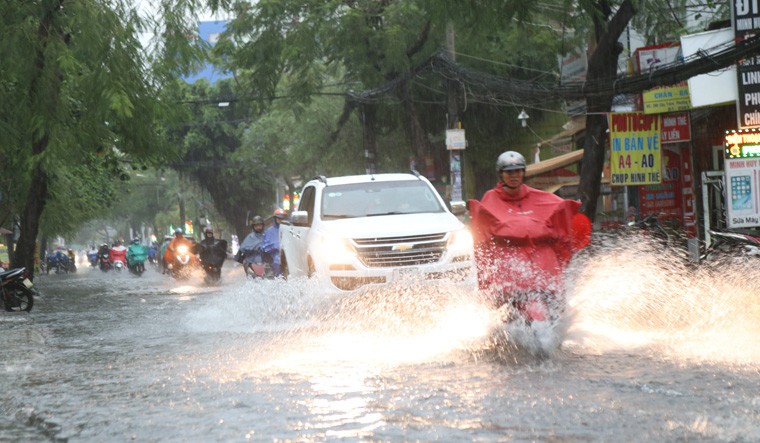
[448,228,474,252]
[319,235,356,264]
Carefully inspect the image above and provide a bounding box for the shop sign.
[609,112,662,186]
[660,112,691,143]
[634,43,690,114]
[445,129,466,150]
[724,156,760,228]
[724,128,760,159]
[732,0,760,129]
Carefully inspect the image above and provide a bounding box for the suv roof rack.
[410,169,422,180]
[312,175,327,184]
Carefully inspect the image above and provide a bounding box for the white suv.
[279,173,474,293]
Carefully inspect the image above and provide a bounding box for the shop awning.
[526,149,584,178]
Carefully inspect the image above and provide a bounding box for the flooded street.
[2,246,759,442]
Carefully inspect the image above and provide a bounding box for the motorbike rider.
[468,150,592,322]
[126,238,149,273]
[239,215,267,277]
[261,208,286,277]
[197,227,228,280]
[109,240,128,268]
[163,228,194,268]
[87,245,98,267]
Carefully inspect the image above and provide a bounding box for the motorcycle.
[98,252,112,272]
[244,251,274,280]
[88,251,98,268]
[198,239,228,284]
[1,267,35,312]
[701,228,760,262]
[112,259,125,271]
[128,260,145,276]
[168,244,198,279]
[627,212,670,245]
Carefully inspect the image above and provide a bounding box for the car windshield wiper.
[322,214,355,219]
[366,211,406,217]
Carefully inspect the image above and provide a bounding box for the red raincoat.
[468,183,591,305]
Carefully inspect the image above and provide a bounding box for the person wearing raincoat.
[468,150,592,322]
[127,238,149,274]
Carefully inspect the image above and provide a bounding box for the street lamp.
[518,109,529,128]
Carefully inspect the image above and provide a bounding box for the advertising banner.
[634,43,691,114]
[660,112,691,144]
[724,129,760,227]
[639,145,682,220]
[609,112,663,186]
[732,0,760,129]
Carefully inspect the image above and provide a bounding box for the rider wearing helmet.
[239,215,267,276]
[468,150,592,322]
[198,226,228,280]
[164,227,194,268]
[261,208,287,277]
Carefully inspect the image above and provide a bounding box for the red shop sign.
[660,112,691,144]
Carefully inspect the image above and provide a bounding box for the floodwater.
[1,239,759,442]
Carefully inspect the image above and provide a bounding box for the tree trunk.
[400,81,436,179]
[577,0,636,221]
[10,1,64,279]
[361,103,378,174]
[13,164,49,278]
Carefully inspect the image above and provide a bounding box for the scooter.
[702,229,760,262]
[112,259,125,271]
[198,239,228,283]
[244,253,274,280]
[98,252,112,272]
[1,267,35,312]
[168,244,198,279]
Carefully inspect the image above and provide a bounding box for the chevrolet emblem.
[392,243,414,252]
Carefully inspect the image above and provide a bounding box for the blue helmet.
[174,228,183,235]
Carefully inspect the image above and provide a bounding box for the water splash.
[565,232,760,365]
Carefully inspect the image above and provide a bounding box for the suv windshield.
[321,180,444,219]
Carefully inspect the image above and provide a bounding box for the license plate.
[22,278,33,289]
[394,267,420,280]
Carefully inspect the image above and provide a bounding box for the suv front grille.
[352,233,447,268]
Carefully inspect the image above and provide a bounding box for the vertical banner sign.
[609,112,663,186]
[446,129,466,202]
[732,0,760,129]
[724,129,760,227]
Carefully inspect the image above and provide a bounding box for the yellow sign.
[642,82,691,114]
[609,112,663,186]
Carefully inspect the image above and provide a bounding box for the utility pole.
[446,22,464,203]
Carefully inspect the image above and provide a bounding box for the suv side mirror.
[450,200,467,216]
[290,210,310,227]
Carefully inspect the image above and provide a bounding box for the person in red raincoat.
[468,151,592,321]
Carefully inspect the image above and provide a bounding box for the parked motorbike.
[701,228,760,262]
[1,267,35,312]
[627,212,670,245]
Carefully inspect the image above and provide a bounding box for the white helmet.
[496,151,526,172]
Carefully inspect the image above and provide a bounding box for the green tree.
[0,0,205,277]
